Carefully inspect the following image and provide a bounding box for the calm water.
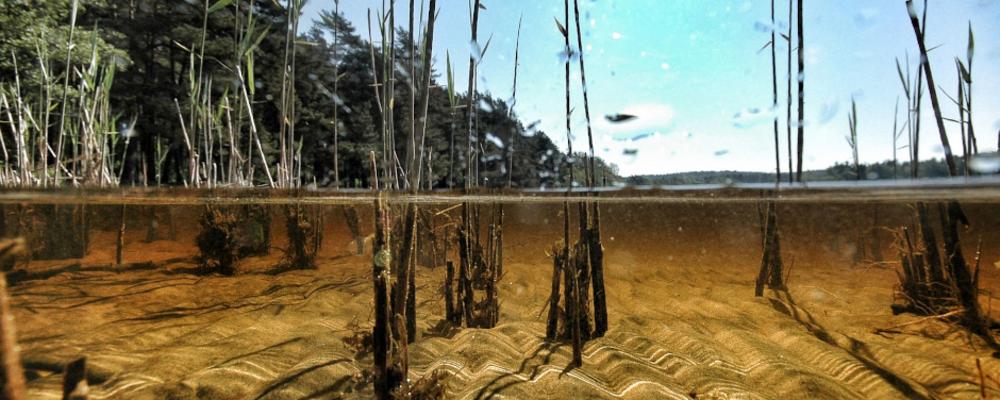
[2,182,999,399]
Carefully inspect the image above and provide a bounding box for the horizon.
[302,0,1000,177]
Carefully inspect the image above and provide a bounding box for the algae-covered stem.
[116,204,126,267]
[370,151,394,399]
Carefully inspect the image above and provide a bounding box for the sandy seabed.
[7,201,1000,399]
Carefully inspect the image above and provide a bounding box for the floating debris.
[605,113,638,123]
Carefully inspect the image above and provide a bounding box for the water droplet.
[469,40,482,62]
[660,63,670,71]
[732,106,778,128]
[818,100,839,124]
[478,99,494,113]
[714,149,730,157]
[970,153,1000,173]
[613,132,652,142]
[753,20,777,33]
[853,8,879,28]
[611,32,623,40]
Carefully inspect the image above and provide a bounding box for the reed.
[846,97,860,180]
[754,0,786,297]
[506,15,522,189]
[905,0,957,176]
[895,53,922,178]
[794,0,804,182]
[891,1,992,344]
[769,0,781,183]
[1,21,119,187]
[415,0,438,190]
[891,97,905,179]
[786,0,793,183]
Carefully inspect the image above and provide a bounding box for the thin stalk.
[55,0,80,185]
[466,0,482,190]
[786,0,793,183]
[416,0,438,190]
[770,0,780,185]
[906,0,957,176]
[572,0,596,189]
[406,0,416,190]
[507,15,522,189]
[795,0,804,182]
[333,0,341,188]
[562,0,573,189]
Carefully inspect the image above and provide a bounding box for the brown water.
[2,184,1000,399]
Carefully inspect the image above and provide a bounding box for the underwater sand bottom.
[8,233,1000,400]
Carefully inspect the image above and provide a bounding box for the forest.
[0,0,618,189]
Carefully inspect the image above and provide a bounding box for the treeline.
[627,158,972,185]
[0,0,588,189]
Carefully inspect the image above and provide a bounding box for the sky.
[301,0,1000,177]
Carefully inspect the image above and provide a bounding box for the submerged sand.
[6,201,1000,399]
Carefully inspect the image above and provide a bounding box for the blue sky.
[302,0,1000,176]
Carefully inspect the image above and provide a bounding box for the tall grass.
[0,16,119,187]
[0,0,288,188]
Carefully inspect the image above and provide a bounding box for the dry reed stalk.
[786,0,794,183]
[906,0,957,176]
[794,0,804,182]
[416,0,438,190]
